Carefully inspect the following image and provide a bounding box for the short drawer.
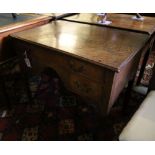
[14,41,66,69]
[68,73,103,100]
[65,57,103,83]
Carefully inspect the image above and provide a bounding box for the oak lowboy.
[10,21,149,115]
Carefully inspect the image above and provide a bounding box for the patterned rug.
[0,50,154,141]
[140,49,155,85]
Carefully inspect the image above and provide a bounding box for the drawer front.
[14,40,104,84]
[16,41,104,83]
[14,41,67,70]
[30,47,66,68]
[69,73,102,100]
[65,57,103,83]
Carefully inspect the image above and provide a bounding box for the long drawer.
[14,40,104,83]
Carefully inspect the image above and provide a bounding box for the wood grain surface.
[11,20,149,72]
[0,14,52,60]
[63,13,155,35]
[0,14,52,33]
[10,20,150,115]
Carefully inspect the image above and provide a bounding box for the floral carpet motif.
[140,50,155,85]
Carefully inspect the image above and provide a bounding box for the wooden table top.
[63,13,155,35]
[11,20,149,72]
[0,14,52,33]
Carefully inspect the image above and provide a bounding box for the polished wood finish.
[63,13,155,35]
[0,14,52,33]
[63,13,155,85]
[10,21,149,115]
[11,21,148,72]
[0,14,52,60]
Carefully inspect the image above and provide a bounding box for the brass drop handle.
[69,60,84,73]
